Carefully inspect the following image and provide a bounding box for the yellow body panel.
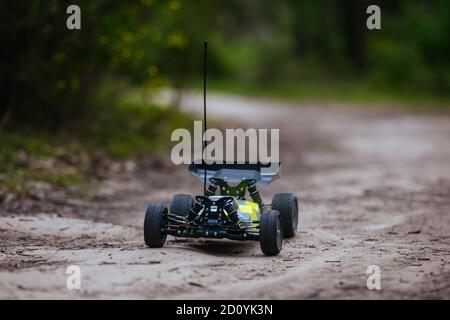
[237,200,260,222]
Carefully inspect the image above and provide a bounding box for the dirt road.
[1,92,449,299]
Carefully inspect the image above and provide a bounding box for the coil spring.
[205,179,218,196]
[248,180,264,209]
[223,200,239,224]
[188,200,203,221]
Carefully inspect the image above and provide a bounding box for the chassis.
[143,162,299,255]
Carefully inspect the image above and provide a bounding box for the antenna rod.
[203,40,208,195]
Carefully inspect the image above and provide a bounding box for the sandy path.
[1,92,449,299]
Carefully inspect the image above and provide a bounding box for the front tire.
[170,194,193,217]
[259,210,283,256]
[272,193,298,238]
[144,202,167,248]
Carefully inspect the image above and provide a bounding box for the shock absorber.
[187,200,203,221]
[205,178,218,196]
[223,199,240,224]
[248,179,264,209]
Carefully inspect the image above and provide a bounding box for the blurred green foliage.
[0,0,448,190]
[0,0,449,130]
[0,0,211,129]
[0,100,192,192]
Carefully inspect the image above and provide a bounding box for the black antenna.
[203,40,208,195]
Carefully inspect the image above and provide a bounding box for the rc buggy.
[143,162,299,255]
[143,41,299,255]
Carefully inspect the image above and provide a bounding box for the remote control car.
[143,41,299,255]
[144,162,299,255]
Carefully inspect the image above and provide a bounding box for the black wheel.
[144,202,167,248]
[271,193,298,238]
[170,194,193,217]
[259,210,283,256]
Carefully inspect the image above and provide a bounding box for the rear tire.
[144,202,167,248]
[170,194,193,217]
[272,193,298,238]
[259,210,283,256]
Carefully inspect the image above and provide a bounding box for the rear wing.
[188,161,281,186]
